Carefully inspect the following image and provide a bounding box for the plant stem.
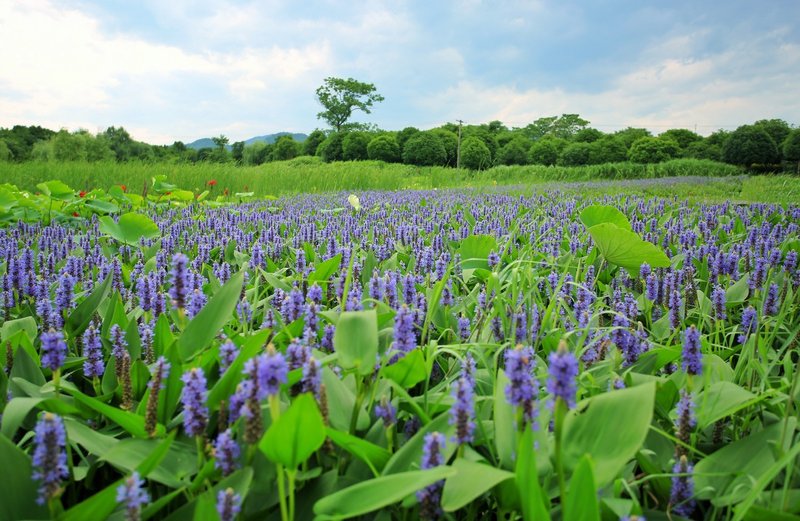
[554,398,568,504]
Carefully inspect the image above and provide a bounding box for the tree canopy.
[315,77,384,132]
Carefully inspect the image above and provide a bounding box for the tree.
[754,119,791,156]
[497,138,529,165]
[572,128,604,143]
[722,125,780,167]
[521,114,589,140]
[613,127,652,150]
[589,135,627,164]
[102,126,135,161]
[231,141,245,163]
[558,142,593,166]
[431,129,458,165]
[460,137,492,170]
[628,137,679,163]
[0,139,11,161]
[315,77,384,132]
[528,139,559,166]
[782,129,800,173]
[273,136,300,161]
[684,140,722,161]
[317,132,346,162]
[243,142,272,165]
[342,132,370,161]
[397,127,420,152]
[367,134,400,162]
[304,130,326,156]
[659,129,702,150]
[402,131,446,166]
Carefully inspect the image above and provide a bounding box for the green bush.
[317,132,346,162]
[722,125,780,167]
[783,128,800,173]
[460,137,492,170]
[497,138,529,165]
[559,142,593,166]
[303,130,326,156]
[402,131,446,166]
[273,136,300,161]
[528,139,559,166]
[342,132,370,161]
[629,137,680,164]
[367,134,400,163]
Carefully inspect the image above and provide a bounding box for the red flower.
[72,212,79,217]
[165,191,172,196]
[223,188,229,196]
[120,184,127,192]
[207,180,218,187]
[79,191,87,198]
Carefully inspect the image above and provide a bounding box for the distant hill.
[187,132,308,150]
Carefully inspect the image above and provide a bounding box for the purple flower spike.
[670,455,696,517]
[213,429,240,476]
[416,432,446,520]
[217,488,242,521]
[180,367,208,437]
[738,306,758,344]
[546,343,579,410]
[32,413,69,505]
[504,345,537,424]
[449,375,475,445]
[681,325,702,376]
[169,253,189,309]
[82,325,104,378]
[40,329,67,372]
[116,471,150,521]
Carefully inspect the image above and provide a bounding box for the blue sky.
[1,0,798,144]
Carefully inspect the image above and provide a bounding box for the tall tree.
[315,77,384,132]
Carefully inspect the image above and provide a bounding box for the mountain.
[186,132,308,150]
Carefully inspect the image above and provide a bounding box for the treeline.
[2,115,799,171]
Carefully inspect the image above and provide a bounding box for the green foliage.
[589,136,627,164]
[242,142,272,166]
[497,137,530,165]
[0,139,11,162]
[782,128,800,172]
[528,139,560,166]
[628,136,680,163]
[303,129,327,156]
[613,127,652,149]
[431,129,459,166]
[367,134,401,163]
[659,128,703,150]
[342,132,371,161]
[558,142,593,166]
[587,222,670,270]
[572,127,603,143]
[317,132,346,162]
[522,114,590,140]
[753,118,791,153]
[396,126,420,151]
[722,125,781,167]
[272,135,300,161]
[315,77,385,131]
[402,131,447,166]
[460,136,492,170]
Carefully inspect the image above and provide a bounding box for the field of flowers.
[1,179,799,521]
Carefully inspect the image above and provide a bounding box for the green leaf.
[207,330,271,411]
[579,205,632,231]
[66,275,112,338]
[0,433,48,520]
[695,381,758,429]
[494,369,516,469]
[67,388,163,438]
[383,413,455,475]
[178,271,244,361]
[726,276,750,306]
[260,393,326,469]
[381,348,427,388]
[333,310,379,375]
[564,455,601,521]
[99,212,160,245]
[516,426,550,521]
[325,427,391,474]
[588,223,670,271]
[441,458,515,512]
[37,179,74,200]
[313,467,455,519]
[0,316,37,343]
[308,254,342,284]
[84,199,119,214]
[458,234,498,276]
[562,382,655,486]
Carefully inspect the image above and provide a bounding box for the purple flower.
[40,329,67,372]
[374,400,397,427]
[668,289,682,330]
[416,432,446,520]
[738,306,757,344]
[117,471,150,521]
[711,284,726,320]
[670,456,696,517]
[487,251,500,268]
[457,314,471,341]
[449,375,475,445]
[763,282,779,316]
[216,488,242,521]
[321,324,335,351]
[393,305,416,355]
[82,325,104,378]
[645,272,659,301]
[546,344,579,410]
[32,413,69,505]
[180,368,208,437]
[681,326,702,376]
[301,357,321,397]
[213,429,240,476]
[219,340,238,374]
[187,288,207,317]
[169,253,189,309]
[504,345,537,423]
[258,349,288,397]
[110,324,128,360]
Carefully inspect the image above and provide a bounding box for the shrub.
[402,131,447,166]
[783,129,800,173]
[342,132,370,161]
[722,125,780,167]
[528,139,559,166]
[367,134,400,162]
[431,129,458,166]
[497,138,529,165]
[303,130,326,156]
[273,136,300,161]
[460,137,492,170]
[317,132,345,162]
[629,137,680,164]
[558,142,593,166]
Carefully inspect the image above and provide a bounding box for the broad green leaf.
[99,212,160,245]
[381,348,427,388]
[516,426,550,521]
[0,433,48,520]
[1,396,81,438]
[67,388,164,438]
[308,254,342,284]
[322,367,369,432]
[37,179,74,200]
[494,369,516,469]
[313,467,455,519]
[441,458,515,512]
[260,393,326,469]
[66,275,112,338]
[562,382,655,486]
[84,199,119,214]
[325,427,391,474]
[333,310,379,375]
[564,455,601,521]
[696,381,758,429]
[178,271,244,361]
[579,204,632,231]
[458,234,498,274]
[0,316,37,343]
[383,413,455,475]
[588,223,670,271]
[726,276,750,305]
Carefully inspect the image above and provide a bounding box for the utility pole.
[456,119,464,170]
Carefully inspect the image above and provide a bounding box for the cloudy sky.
[1,0,798,144]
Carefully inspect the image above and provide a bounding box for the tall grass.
[0,157,745,196]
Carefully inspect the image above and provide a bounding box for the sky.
[1,0,799,145]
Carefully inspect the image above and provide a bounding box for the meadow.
[0,172,799,521]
